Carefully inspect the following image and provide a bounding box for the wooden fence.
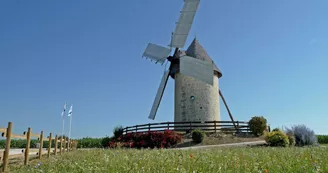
[0,122,77,172]
[123,121,260,134]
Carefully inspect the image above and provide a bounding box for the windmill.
[142,0,237,130]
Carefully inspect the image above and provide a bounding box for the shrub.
[248,116,267,136]
[113,125,124,139]
[0,140,5,149]
[272,128,281,132]
[285,125,318,146]
[101,136,113,148]
[265,130,289,147]
[317,135,328,144]
[109,141,125,148]
[191,129,205,143]
[76,137,103,148]
[284,129,296,147]
[108,130,182,149]
[287,134,296,146]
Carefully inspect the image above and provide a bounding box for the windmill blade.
[142,43,171,65]
[148,70,170,120]
[179,55,213,85]
[171,0,200,48]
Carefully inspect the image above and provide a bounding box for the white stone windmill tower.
[142,0,237,130]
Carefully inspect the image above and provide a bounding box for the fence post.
[39,131,44,159]
[64,139,68,152]
[236,121,240,133]
[70,140,73,151]
[2,122,12,173]
[24,127,32,165]
[54,135,58,155]
[67,138,70,152]
[189,121,192,132]
[60,136,63,154]
[214,121,217,133]
[167,122,169,130]
[135,125,138,133]
[148,123,150,132]
[47,133,52,158]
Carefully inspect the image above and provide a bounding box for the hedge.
[317,135,328,144]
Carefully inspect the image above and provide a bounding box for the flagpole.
[68,105,73,150]
[68,112,72,149]
[61,103,66,149]
[62,117,65,137]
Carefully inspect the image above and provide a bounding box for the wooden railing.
[123,121,252,134]
[0,122,77,172]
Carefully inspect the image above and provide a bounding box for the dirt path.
[0,148,57,161]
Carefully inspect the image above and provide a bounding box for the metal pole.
[62,117,65,141]
[61,103,66,143]
[68,113,72,150]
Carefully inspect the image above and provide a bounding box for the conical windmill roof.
[185,38,222,78]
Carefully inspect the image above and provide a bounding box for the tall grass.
[10,146,328,173]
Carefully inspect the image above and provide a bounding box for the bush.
[109,141,125,148]
[265,130,289,147]
[191,129,205,143]
[272,128,281,132]
[108,130,182,149]
[101,136,113,148]
[113,125,124,139]
[284,129,296,147]
[0,140,5,149]
[287,134,296,146]
[76,137,103,148]
[317,135,328,144]
[285,125,318,146]
[248,116,267,136]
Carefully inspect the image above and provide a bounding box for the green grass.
[10,146,328,173]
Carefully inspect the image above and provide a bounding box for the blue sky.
[0,0,327,138]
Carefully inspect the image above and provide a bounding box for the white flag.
[61,103,67,117]
[68,105,73,116]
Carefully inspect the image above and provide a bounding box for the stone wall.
[174,72,220,130]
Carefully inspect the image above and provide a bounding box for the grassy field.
[9,146,328,173]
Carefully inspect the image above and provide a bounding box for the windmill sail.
[142,43,171,65]
[171,0,200,48]
[179,55,214,85]
[148,70,170,120]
